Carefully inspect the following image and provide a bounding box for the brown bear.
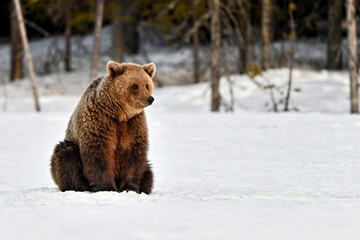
[50,61,156,194]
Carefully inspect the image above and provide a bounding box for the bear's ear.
[142,63,156,78]
[106,61,126,78]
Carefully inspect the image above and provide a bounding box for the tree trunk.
[347,0,359,113]
[261,0,272,70]
[327,0,343,69]
[13,0,41,111]
[211,0,221,112]
[123,0,139,54]
[193,16,200,83]
[90,0,105,81]
[284,5,296,112]
[238,0,251,74]
[113,2,125,63]
[64,1,72,72]
[124,22,139,54]
[246,1,253,64]
[10,0,23,81]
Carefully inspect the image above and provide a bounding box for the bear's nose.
[147,96,154,105]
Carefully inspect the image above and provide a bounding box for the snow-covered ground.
[1,104,360,239]
[1,69,360,239]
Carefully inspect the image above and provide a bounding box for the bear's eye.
[133,84,138,90]
[146,84,149,91]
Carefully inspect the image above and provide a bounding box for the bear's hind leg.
[139,165,153,194]
[50,141,90,191]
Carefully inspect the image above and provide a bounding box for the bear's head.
[105,61,156,115]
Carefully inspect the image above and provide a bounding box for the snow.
[1,90,360,239]
[0,68,354,114]
[151,68,351,114]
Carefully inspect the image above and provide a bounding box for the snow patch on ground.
[1,108,360,239]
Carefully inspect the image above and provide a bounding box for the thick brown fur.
[50,61,155,194]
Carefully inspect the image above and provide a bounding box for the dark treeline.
[3,0,359,64]
[0,0,350,39]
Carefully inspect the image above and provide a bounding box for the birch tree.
[211,0,221,112]
[347,0,359,113]
[90,0,105,81]
[284,2,296,111]
[261,0,272,70]
[13,0,41,111]
[10,0,23,81]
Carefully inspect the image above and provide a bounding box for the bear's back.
[65,77,104,143]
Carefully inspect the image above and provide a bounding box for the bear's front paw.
[90,182,118,192]
[122,182,140,193]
